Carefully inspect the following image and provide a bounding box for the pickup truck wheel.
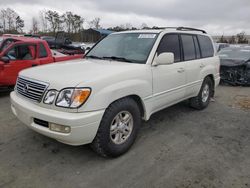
[189,77,213,110]
[91,98,141,157]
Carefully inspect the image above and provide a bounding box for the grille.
[16,76,49,102]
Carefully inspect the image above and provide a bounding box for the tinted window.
[193,36,201,58]
[157,34,181,62]
[197,35,214,58]
[39,43,48,58]
[181,35,196,61]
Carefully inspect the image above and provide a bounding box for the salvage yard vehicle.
[215,43,230,52]
[0,36,84,87]
[218,46,250,86]
[10,27,220,157]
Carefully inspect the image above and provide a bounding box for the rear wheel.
[91,98,141,157]
[189,77,213,110]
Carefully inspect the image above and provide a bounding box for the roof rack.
[155,26,207,34]
[176,27,207,34]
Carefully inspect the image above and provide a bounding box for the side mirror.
[154,52,174,66]
[0,56,10,64]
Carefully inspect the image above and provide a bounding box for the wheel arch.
[106,94,146,120]
[205,74,215,97]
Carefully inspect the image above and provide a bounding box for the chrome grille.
[16,77,49,102]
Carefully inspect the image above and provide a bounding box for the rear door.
[180,34,202,97]
[182,34,215,97]
[1,43,39,85]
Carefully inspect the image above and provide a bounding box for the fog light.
[49,123,71,133]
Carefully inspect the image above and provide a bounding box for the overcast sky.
[1,0,250,35]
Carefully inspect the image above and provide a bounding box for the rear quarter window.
[197,35,214,58]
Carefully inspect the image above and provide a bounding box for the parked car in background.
[215,43,230,52]
[218,46,250,85]
[0,36,84,87]
[11,27,220,157]
[42,32,85,55]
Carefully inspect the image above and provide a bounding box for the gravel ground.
[0,85,250,188]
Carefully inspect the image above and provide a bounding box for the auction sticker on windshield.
[138,34,156,39]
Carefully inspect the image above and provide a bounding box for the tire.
[189,77,213,110]
[91,97,141,158]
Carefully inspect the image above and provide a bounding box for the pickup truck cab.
[0,36,84,87]
[11,27,220,157]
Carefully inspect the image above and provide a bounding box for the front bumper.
[10,91,105,145]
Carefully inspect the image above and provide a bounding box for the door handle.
[200,64,205,68]
[177,68,185,73]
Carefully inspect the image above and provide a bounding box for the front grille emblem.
[23,84,29,93]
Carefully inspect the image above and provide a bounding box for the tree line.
[217,32,249,44]
[0,8,249,44]
[0,8,24,33]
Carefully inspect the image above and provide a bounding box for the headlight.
[56,88,91,108]
[44,90,57,104]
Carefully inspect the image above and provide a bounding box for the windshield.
[0,38,16,53]
[218,48,250,61]
[86,33,158,64]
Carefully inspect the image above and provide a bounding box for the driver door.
[2,43,38,85]
[151,34,187,112]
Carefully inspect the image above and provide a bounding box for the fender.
[77,78,152,114]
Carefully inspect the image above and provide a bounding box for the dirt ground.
[0,85,250,188]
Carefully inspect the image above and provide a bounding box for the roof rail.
[155,26,207,34]
[154,27,179,29]
[176,27,207,34]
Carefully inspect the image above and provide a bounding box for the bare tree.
[125,23,132,30]
[15,16,24,33]
[0,8,24,33]
[141,23,149,29]
[0,9,7,32]
[237,32,248,44]
[45,10,63,34]
[31,17,39,34]
[72,14,84,33]
[39,10,48,33]
[228,35,236,44]
[88,17,101,29]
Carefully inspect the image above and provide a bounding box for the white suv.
[11,27,220,157]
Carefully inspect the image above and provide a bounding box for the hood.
[220,58,246,67]
[19,59,143,89]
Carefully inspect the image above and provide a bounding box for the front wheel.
[91,98,141,157]
[189,77,213,110]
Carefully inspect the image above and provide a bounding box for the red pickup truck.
[0,36,84,87]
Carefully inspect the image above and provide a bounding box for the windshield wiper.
[86,55,103,60]
[103,56,133,63]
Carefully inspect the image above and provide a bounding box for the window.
[193,36,201,59]
[5,45,36,60]
[197,35,214,58]
[39,43,48,58]
[157,34,181,62]
[181,35,196,61]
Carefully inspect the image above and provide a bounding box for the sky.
[1,0,250,35]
